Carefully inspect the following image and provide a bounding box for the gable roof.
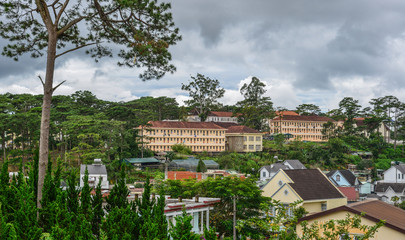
[375,182,405,193]
[80,164,107,175]
[211,122,239,128]
[284,169,345,200]
[337,187,358,201]
[226,125,261,134]
[298,200,405,234]
[146,121,226,130]
[326,170,358,186]
[395,164,405,174]
[273,115,335,122]
[284,160,306,169]
[261,163,290,174]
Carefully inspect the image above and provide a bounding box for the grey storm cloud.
[1,0,405,107]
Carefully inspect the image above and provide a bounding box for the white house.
[382,163,405,183]
[375,182,405,203]
[259,160,306,182]
[80,159,109,189]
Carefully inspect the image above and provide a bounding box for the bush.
[171,144,192,155]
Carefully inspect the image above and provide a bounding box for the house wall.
[242,134,262,152]
[268,119,330,142]
[259,168,270,181]
[80,173,109,189]
[262,171,292,198]
[360,182,373,194]
[330,171,351,186]
[142,127,226,153]
[296,211,405,240]
[226,136,244,152]
[271,184,301,203]
[383,167,405,183]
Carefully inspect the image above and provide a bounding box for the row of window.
[271,128,322,134]
[149,137,223,144]
[271,121,327,127]
[148,129,224,136]
[243,145,262,150]
[148,145,224,152]
[243,136,262,141]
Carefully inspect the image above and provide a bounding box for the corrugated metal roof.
[123,158,160,164]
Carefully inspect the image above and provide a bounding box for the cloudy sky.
[1,0,405,111]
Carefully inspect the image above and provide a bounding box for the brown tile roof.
[284,169,345,200]
[146,121,226,130]
[209,111,234,117]
[298,200,405,234]
[226,125,261,134]
[211,122,239,128]
[349,200,405,232]
[273,115,335,122]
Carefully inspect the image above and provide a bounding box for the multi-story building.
[354,117,391,142]
[139,121,227,153]
[268,111,335,142]
[187,110,238,123]
[139,121,264,153]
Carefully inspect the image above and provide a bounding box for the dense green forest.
[0,91,404,175]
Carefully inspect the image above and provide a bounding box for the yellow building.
[261,169,347,215]
[296,200,405,239]
[268,111,336,142]
[217,124,263,152]
[139,121,227,153]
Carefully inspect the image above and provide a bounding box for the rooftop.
[145,121,226,130]
[273,115,335,122]
[284,169,345,200]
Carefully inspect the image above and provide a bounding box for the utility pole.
[233,195,236,240]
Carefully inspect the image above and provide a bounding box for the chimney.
[178,196,182,202]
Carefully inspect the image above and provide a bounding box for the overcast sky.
[1,0,405,111]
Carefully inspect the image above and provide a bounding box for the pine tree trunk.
[37,32,57,209]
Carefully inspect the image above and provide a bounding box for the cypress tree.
[169,208,199,240]
[105,165,129,212]
[91,179,104,238]
[80,167,91,220]
[196,159,207,173]
[66,170,79,214]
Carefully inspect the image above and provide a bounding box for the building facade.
[139,121,227,153]
[224,125,263,152]
[268,111,336,142]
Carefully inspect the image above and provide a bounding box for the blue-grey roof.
[80,164,107,175]
[170,158,219,171]
[123,158,160,164]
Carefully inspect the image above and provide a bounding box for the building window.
[243,136,247,141]
[336,174,340,182]
[321,203,327,211]
[249,136,254,141]
[278,180,283,186]
[256,136,261,141]
[249,145,254,150]
[284,190,288,195]
[243,145,247,150]
[256,145,261,150]
[262,171,266,178]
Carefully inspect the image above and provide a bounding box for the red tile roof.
[226,125,261,134]
[337,187,358,201]
[276,111,299,116]
[209,111,234,117]
[146,121,226,129]
[167,171,203,180]
[273,115,335,122]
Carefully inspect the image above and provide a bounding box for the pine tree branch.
[55,42,99,58]
[52,80,66,93]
